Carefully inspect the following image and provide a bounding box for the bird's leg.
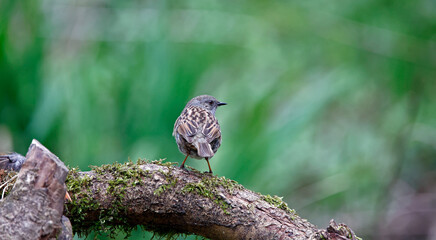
[205,158,213,174]
[65,192,72,202]
[180,155,189,170]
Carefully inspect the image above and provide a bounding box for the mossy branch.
[64,160,359,240]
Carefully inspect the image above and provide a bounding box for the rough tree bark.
[64,161,359,240]
[0,140,72,240]
[0,140,358,240]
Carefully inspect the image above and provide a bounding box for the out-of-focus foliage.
[1,0,435,239]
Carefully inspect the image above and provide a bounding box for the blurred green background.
[1,0,435,239]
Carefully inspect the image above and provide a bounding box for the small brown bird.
[173,95,226,173]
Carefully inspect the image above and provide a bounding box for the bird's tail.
[195,142,214,158]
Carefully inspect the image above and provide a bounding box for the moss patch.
[65,159,156,238]
[153,169,178,196]
[261,194,296,216]
[65,159,187,238]
[65,167,102,235]
[182,174,242,215]
[150,158,178,168]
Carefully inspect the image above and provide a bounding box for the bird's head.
[187,95,227,114]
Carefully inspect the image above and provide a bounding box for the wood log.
[0,140,70,240]
[0,141,359,240]
[65,161,358,240]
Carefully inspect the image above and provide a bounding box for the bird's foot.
[179,165,188,171]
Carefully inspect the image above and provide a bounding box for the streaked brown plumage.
[173,95,226,173]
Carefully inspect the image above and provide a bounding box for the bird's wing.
[202,112,222,144]
[174,108,199,143]
[174,106,221,145]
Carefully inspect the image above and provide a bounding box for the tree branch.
[0,141,358,240]
[64,160,358,240]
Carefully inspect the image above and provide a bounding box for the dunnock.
[173,95,226,173]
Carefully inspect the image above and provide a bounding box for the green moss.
[65,167,101,234]
[261,194,296,216]
[153,178,177,196]
[319,234,328,240]
[150,159,179,167]
[153,165,179,196]
[182,175,242,215]
[65,159,185,238]
[65,160,154,238]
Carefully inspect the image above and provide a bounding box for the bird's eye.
[208,100,213,105]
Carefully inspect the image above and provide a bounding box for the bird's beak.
[217,102,227,106]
